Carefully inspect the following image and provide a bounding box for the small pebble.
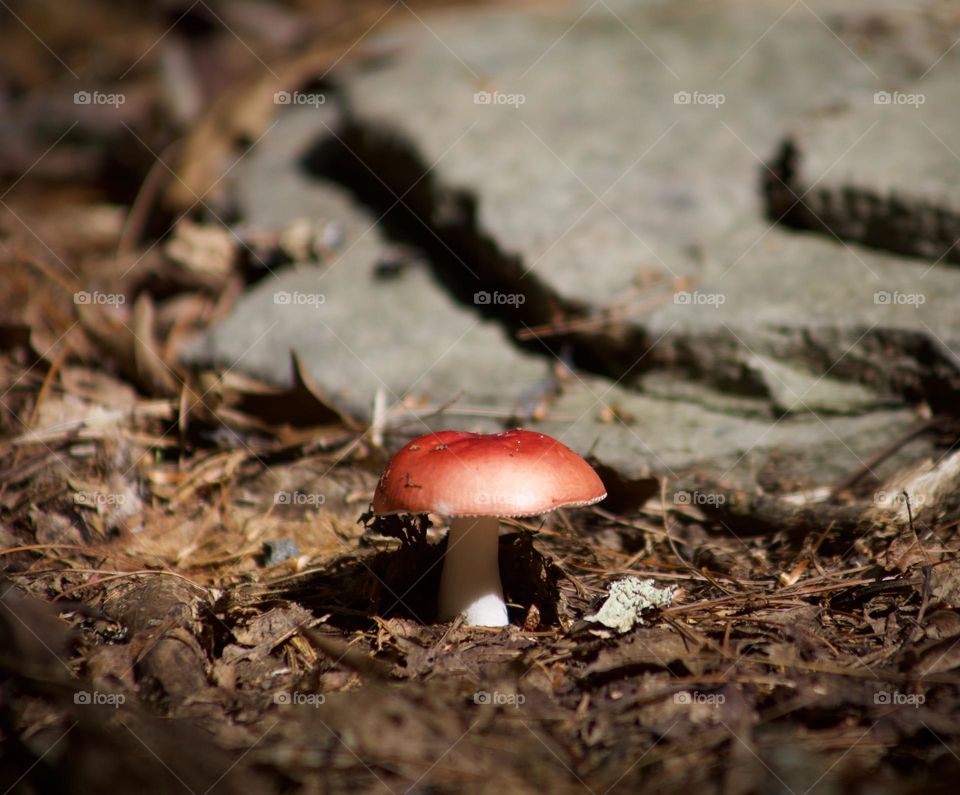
[262,539,301,566]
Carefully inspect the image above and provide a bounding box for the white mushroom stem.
[437,515,508,627]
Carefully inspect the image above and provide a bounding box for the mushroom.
[372,429,606,627]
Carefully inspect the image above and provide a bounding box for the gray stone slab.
[642,223,960,405]
[534,375,926,488]
[183,2,955,492]
[767,67,960,264]
[341,0,946,305]
[182,104,552,427]
[335,0,960,414]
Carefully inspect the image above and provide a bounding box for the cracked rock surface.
[766,67,960,265]
[181,103,551,427]
[183,0,960,490]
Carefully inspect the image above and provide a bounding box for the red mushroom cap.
[372,429,606,517]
